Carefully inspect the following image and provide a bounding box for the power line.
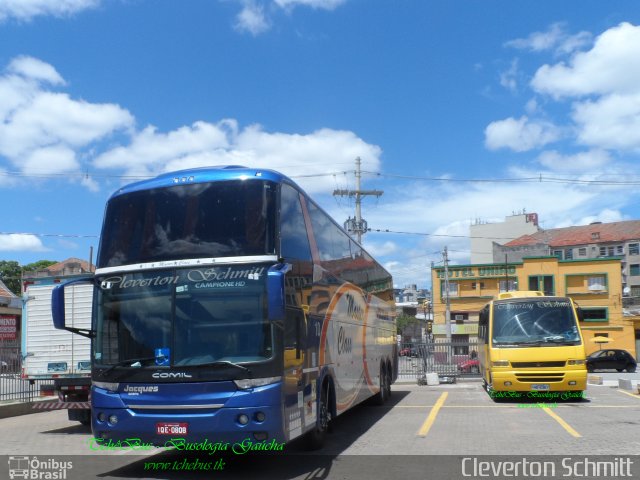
[362,171,640,186]
[366,227,520,241]
[0,231,99,238]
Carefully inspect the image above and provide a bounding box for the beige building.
[470,212,540,264]
[432,256,637,358]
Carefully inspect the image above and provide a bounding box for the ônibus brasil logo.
[8,456,72,479]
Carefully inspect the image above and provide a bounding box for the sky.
[2,0,640,290]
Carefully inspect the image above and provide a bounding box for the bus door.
[478,305,490,384]
[283,306,309,440]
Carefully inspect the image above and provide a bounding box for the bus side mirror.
[267,263,292,321]
[576,307,584,323]
[52,278,95,339]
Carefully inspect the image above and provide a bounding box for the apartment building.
[494,220,640,299]
[431,256,638,358]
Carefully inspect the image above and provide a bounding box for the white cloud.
[232,0,347,35]
[505,22,592,56]
[572,93,640,151]
[484,116,560,152]
[0,56,134,176]
[526,23,640,152]
[499,58,519,92]
[0,0,100,22]
[94,121,382,194]
[556,209,626,228]
[8,56,65,85]
[0,234,47,252]
[234,1,271,36]
[537,149,611,172]
[532,22,640,98]
[364,241,398,257]
[274,0,346,10]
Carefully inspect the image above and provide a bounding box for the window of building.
[453,313,468,324]
[631,286,640,298]
[499,279,517,293]
[587,276,606,291]
[529,275,554,295]
[581,308,608,322]
[565,249,573,260]
[599,246,606,257]
[630,264,640,276]
[553,250,563,259]
[592,232,600,240]
[442,281,458,297]
[629,243,639,255]
[616,245,624,255]
[452,334,469,355]
[578,248,587,256]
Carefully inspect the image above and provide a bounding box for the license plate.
[156,422,188,435]
[531,384,550,391]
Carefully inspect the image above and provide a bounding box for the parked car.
[586,349,637,373]
[399,347,418,357]
[457,359,480,374]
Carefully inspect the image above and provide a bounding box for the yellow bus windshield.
[492,298,581,346]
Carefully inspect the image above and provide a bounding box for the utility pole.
[333,157,383,244]
[443,247,452,342]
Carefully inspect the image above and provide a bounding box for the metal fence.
[398,339,481,380]
[0,346,50,402]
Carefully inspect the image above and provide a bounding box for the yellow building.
[431,256,637,357]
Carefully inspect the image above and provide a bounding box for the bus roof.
[496,290,544,300]
[108,165,296,199]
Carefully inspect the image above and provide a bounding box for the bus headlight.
[234,376,281,389]
[491,360,510,367]
[93,381,120,393]
[567,359,585,365]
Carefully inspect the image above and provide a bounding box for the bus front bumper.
[490,369,587,392]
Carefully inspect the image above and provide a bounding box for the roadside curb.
[0,397,57,420]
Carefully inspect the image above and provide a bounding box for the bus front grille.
[515,373,564,383]
[511,361,566,368]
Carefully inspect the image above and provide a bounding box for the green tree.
[0,260,22,295]
[23,260,57,273]
[0,259,58,295]
[396,313,419,335]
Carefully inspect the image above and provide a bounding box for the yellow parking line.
[617,390,640,400]
[417,392,448,437]
[541,406,581,438]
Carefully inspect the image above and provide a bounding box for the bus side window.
[478,306,489,341]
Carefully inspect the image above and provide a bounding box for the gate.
[398,339,480,380]
[0,346,49,402]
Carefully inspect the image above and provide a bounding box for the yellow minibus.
[478,291,587,398]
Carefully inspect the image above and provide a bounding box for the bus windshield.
[492,299,581,346]
[97,180,276,268]
[94,265,272,369]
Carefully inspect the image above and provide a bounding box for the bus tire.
[306,381,332,450]
[373,363,388,405]
[385,360,392,400]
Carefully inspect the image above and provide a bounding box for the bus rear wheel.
[373,363,388,405]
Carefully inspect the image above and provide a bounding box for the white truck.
[22,276,93,424]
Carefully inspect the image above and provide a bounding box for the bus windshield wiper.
[515,340,543,346]
[100,356,158,376]
[543,336,579,345]
[190,360,251,374]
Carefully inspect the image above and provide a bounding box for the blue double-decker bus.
[52,166,396,449]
